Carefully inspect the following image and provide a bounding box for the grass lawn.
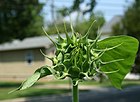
[0,80,140,100]
[0,87,70,100]
[0,81,70,100]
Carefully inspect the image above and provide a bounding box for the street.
[80,86,140,102]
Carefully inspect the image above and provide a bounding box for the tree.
[112,22,125,36]
[112,0,140,73]
[46,12,105,40]
[75,13,105,39]
[58,0,96,17]
[0,0,44,43]
[123,0,140,40]
[112,0,140,39]
[46,22,71,35]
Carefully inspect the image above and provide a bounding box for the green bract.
[12,22,139,93]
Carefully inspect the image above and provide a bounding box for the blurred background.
[0,0,140,102]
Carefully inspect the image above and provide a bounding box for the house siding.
[0,47,53,81]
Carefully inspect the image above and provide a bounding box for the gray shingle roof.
[0,34,65,51]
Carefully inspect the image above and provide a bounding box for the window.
[25,51,34,65]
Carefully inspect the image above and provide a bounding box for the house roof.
[0,34,65,51]
[100,15,122,34]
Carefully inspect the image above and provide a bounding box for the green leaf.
[20,72,41,90]
[9,72,40,93]
[10,66,52,92]
[97,36,139,89]
[35,66,52,78]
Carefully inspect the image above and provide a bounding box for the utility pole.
[50,0,55,23]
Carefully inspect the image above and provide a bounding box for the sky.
[40,0,134,23]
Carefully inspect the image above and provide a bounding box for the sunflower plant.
[11,21,139,102]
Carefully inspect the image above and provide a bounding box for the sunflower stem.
[72,82,79,102]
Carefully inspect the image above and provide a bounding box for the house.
[100,15,122,39]
[0,35,61,81]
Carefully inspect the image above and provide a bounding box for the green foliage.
[74,13,105,39]
[58,0,96,17]
[97,36,139,88]
[112,22,125,36]
[123,0,140,39]
[46,13,105,40]
[46,22,71,35]
[0,0,44,43]
[112,0,140,74]
[112,0,140,38]
[12,21,139,94]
